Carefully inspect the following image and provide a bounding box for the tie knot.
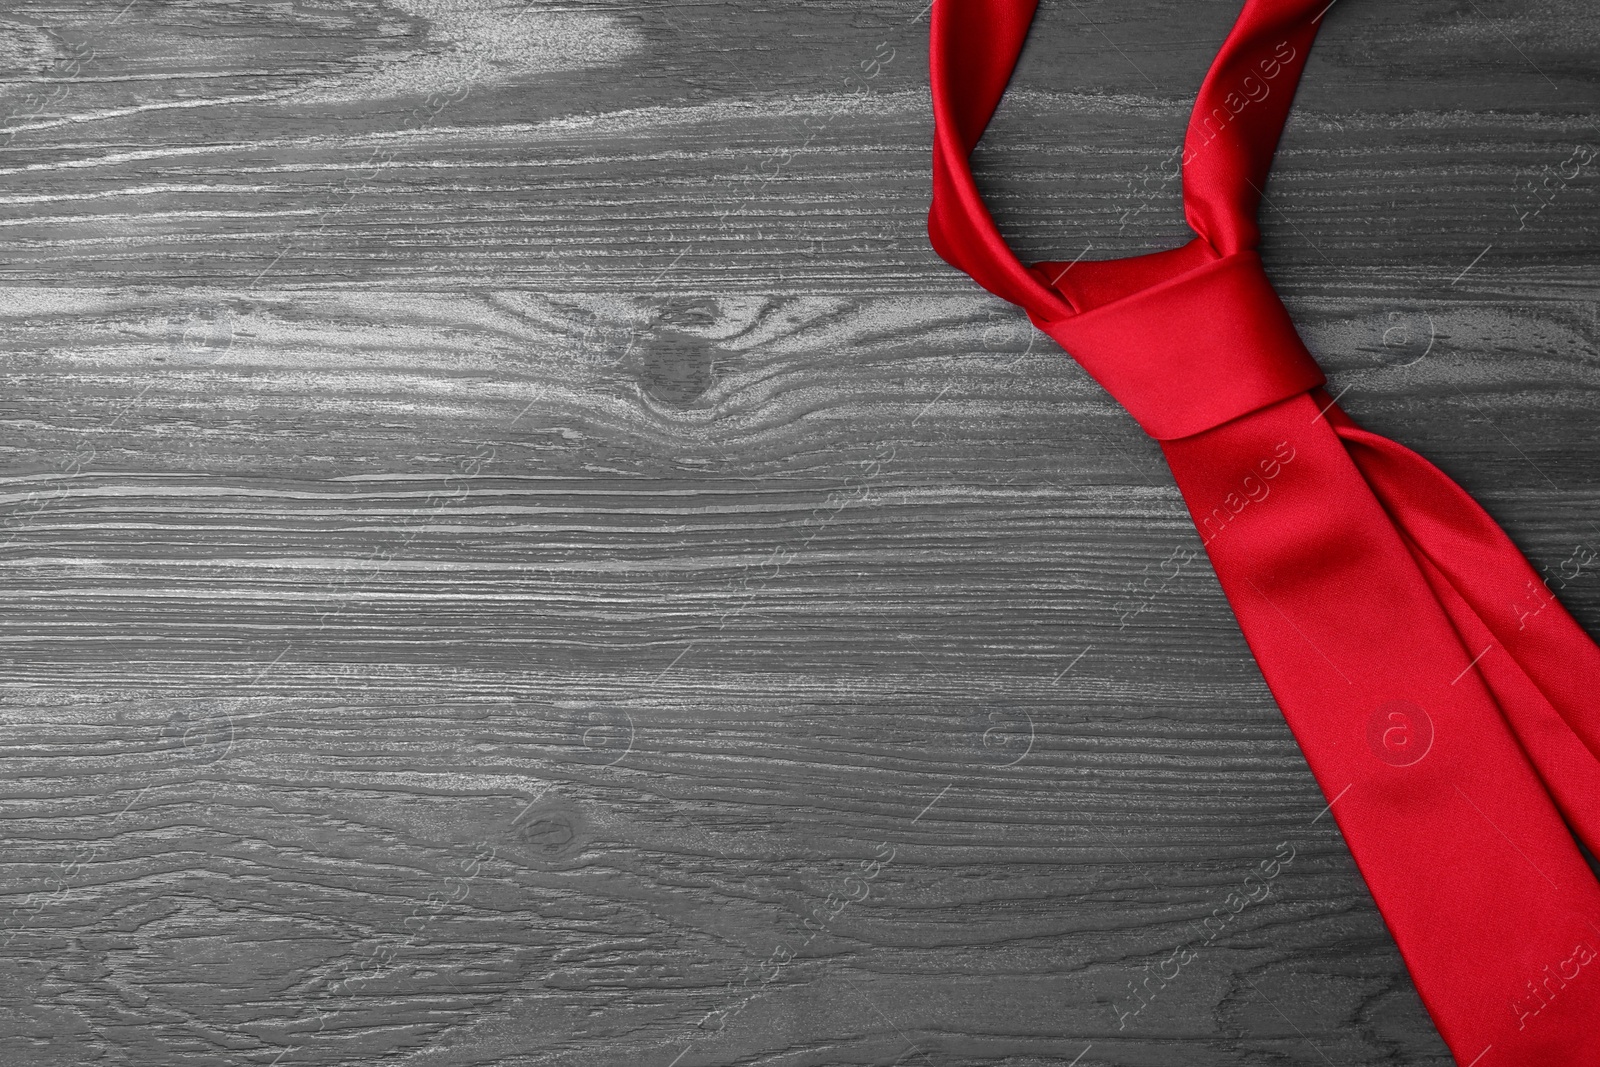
[1032,250,1325,440]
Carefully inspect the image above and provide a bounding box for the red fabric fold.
[926,1,1600,1062]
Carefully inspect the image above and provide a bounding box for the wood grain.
[1,0,1597,1064]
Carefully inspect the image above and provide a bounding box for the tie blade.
[1160,394,1600,1065]
[1334,414,1600,856]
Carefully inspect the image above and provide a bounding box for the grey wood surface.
[1,0,1596,1064]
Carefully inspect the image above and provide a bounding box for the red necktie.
[929,2,1600,1063]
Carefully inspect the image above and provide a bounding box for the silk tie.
[928,1,1600,1063]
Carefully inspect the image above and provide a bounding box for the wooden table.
[2,1,1595,1063]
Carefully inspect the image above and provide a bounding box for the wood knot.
[513,802,589,867]
[634,300,723,405]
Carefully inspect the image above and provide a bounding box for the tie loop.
[929,0,1325,295]
[928,0,1330,438]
